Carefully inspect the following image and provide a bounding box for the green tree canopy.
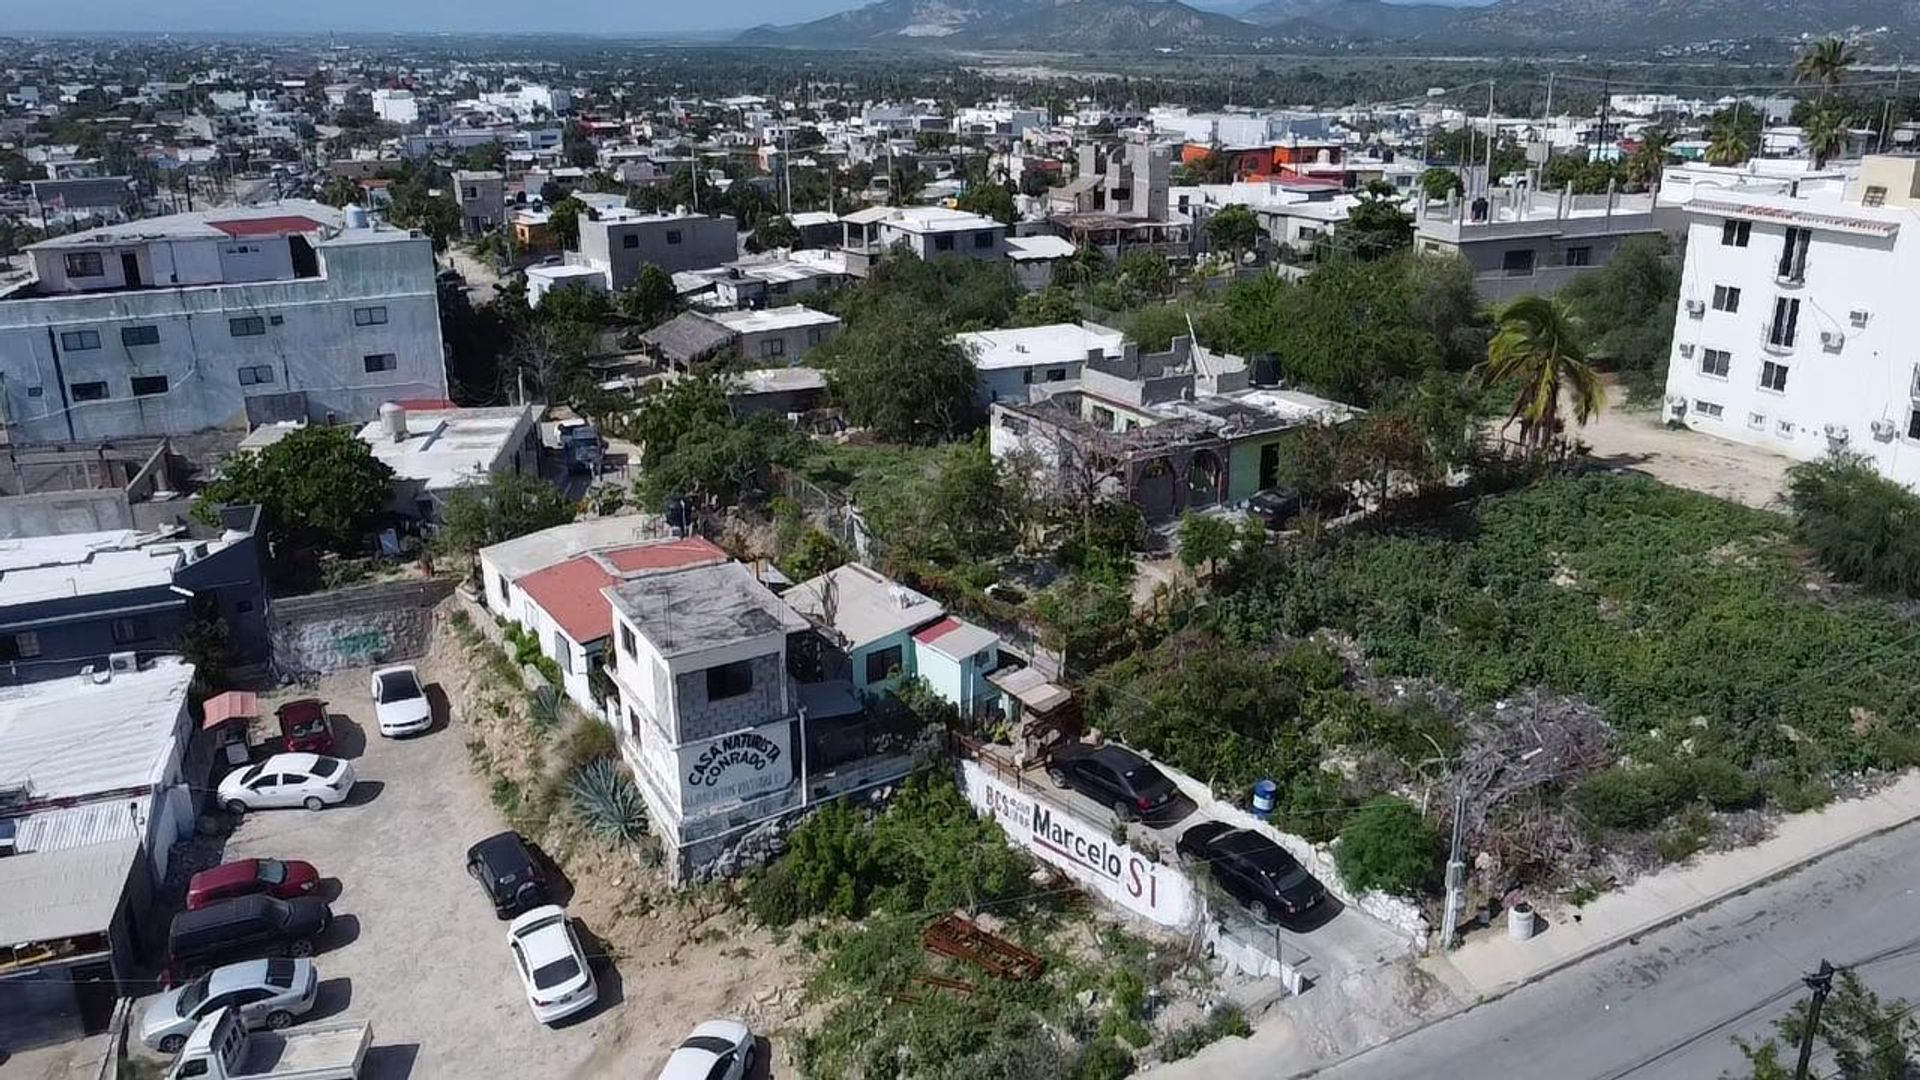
[956,182,1017,225]
[198,425,395,555]
[1334,796,1441,895]
[821,295,980,443]
[547,196,585,250]
[617,263,678,329]
[1176,513,1235,577]
[1010,286,1082,328]
[1334,180,1413,258]
[749,213,801,253]
[1418,166,1464,202]
[1207,204,1259,263]
[434,471,577,561]
[1559,234,1678,399]
[629,376,804,507]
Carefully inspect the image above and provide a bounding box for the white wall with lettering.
[959,759,1199,929]
[679,723,792,811]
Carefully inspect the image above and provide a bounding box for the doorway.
[120,252,141,287]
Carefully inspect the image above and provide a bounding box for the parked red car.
[275,698,335,755]
[185,858,321,911]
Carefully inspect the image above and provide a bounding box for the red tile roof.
[516,556,619,644]
[913,616,963,645]
[210,215,326,238]
[600,537,726,574]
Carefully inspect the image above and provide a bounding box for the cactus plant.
[568,758,648,846]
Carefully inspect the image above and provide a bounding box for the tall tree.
[1335,180,1414,258]
[434,472,577,565]
[1418,166,1464,202]
[617,264,678,330]
[1560,235,1679,399]
[1207,204,1259,265]
[956,182,1017,225]
[196,426,395,556]
[821,295,979,443]
[547,195,585,250]
[1476,295,1606,454]
[1704,122,1753,167]
[1624,128,1674,189]
[1803,106,1854,169]
[1794,36,1857,105]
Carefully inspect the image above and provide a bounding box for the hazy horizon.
[4,0,1497,36]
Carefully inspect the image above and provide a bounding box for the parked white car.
[139,957,318,1053]
[658,1018,755,1080]
[506,905,597,1025]
[219,754,356,814]
[369,665,433,737]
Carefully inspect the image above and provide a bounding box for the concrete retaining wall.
[269,578,455,676]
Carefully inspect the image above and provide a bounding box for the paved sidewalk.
[1435,770,1920,1000]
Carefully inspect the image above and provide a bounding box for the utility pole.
[1439,790,1467,949]
[1544,71,1555,121]
[1793,960,1836,1080]
[1484,80,1495,185]
[1879,58,1903,154]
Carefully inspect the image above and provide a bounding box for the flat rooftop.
[0,656,193,801]
[840,205,1003,234]
[708,306,840,335]
[480,516,675,583]
[957,322,1125,371]
[27,199,345,251]
[0,529,238,606]
[786,563,943,651]
[606,561,808,659]
[356,405,533,492]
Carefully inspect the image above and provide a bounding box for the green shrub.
[1770,773,1834,813]
[1655,805,1712,863]
[1786,454,1920,598]
[1071,1037,1135,1080]
[1098,970,1151,1048]
[745,859,807,928]
[1571,765,1692,830]
[567,758,648,846]
[1159,1006,1252,1062]
[1335,796,1440,895]
[557,718,617,775]
[1688,759,1761,811]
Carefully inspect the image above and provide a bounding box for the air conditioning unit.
[1850,309,1870,328]
[1678,343,1696,358]
[108,651,138,674]
[1910,364,1920,399]
[1820,330,1845,352]
[1684,299,1706,318]
[1870,418,1898,441]
[1824,423,1850,445]
[1665,394,1687,418]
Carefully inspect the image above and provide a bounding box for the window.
[1564,245,1592,267]
[619,622,637,659]
[934,235,955,252]
[60,329,101,351]
[973,232,995,249]
[760,338,786,359]
[363,353,397,373]
[1721,219,1751,247]
[1502,249,1535,276]
[1712,285,1741,313]
[1778,226,1810,282]
[1777,419,1796,439]
[1769,297,1800,348]
[0,631,41,662]
[70,381,109,401]
[666,230,683,245]
[121,325,159,346]
[238,365,275,386]
[353,306,388,327]
[65,251,106,277]
[706,659,755,701]
[863,645,903,685]
[131,375,169,396]
[1045,368,1067,382]
[622,234,639,249]
[1694,399,1725,419]
[462,186,477,199]
[111,617,153,644]
[1909,407,1920,441]
[806,327,824,347]
[1748,412,1767,431]
[1700,348,1731,377]
[235,599,255,614]
[229,316,266,337]
[1759,360,1789,392]
[1864,185,1888,207]
[1090,404,1117,430]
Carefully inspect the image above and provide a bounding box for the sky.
[8,0,1493,36]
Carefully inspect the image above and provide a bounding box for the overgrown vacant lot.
[1098,473,1920,893]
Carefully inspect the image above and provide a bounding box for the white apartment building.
[1662,155,1920,489]
[370,88,421,125]
[0,202,448,443]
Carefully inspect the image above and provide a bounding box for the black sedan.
[1177,821,1328,927]
[1047,744,1178,822]
[466,831,551,918]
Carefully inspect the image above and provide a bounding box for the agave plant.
[526,685,565,733]
[568,758,648,846]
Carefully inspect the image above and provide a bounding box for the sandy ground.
[1574,384,1793,511]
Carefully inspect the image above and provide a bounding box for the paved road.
[1315,823,1920,1080]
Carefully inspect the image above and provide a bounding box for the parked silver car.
[139,957,319,1053]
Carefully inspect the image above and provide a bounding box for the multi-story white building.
[0,202,448,442]
[370,88,421,125]
[1662,155,1920,489]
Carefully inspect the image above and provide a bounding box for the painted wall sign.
[960,759,1198,928]
[678,726,791,810]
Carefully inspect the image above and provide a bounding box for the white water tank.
[345,204,372,229]
[379,401,408,442]
[1508,901,1538,940]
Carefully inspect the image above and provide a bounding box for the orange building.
[1182,141,1346,182]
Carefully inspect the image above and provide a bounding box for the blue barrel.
[1251,779,1278,817]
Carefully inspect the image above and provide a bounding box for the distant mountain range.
[739,0,1920,50]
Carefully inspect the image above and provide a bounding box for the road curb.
[1287,805,1920,1078]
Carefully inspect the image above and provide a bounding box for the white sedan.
[218,754,356,814]
[658,1018,755,1080]
[369,665,433,737]
[506,905,597,1025]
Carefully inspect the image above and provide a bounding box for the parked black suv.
[1177,821,1328,927]
[466,831,552,918]
[1047,744,1178,822]
[167,893,332,982]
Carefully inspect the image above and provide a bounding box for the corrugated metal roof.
[12,799,142,855]
[0,658,192,801]
[0,838,139,947]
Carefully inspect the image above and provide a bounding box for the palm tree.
[1624,128,1674,189]
[1475,295,1606,454]
[1802,107,1852,168]
[1794,37,1857,105]
[1704,122,1752,166]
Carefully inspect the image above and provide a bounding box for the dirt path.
[1574,384,1793,511]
